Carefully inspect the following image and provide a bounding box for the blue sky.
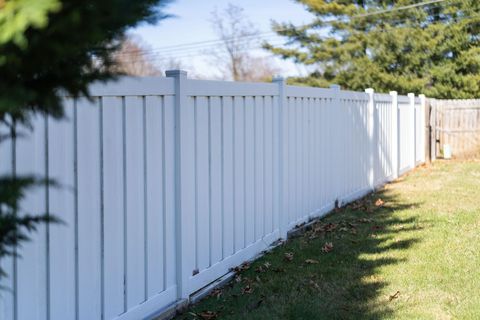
[131,0,314,78]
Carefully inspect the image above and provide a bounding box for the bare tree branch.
[209,4,280,82]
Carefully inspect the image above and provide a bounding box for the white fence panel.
[374,93,395,185]
[0,77,178,320]
[183,80,281,294]
[0,74,425,320]
[398,95,415,175]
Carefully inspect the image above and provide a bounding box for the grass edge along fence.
[0,71,425,320]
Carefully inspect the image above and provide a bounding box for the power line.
[113,34,282,57]
[116,0,458,62]
[148,9,480,62]
[355,0,449,18]
[118,0,452,56]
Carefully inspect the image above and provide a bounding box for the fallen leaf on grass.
[241,285,254,294]
[209,288,222,299]
[322,242,334,253]
[199,311,218,320]
[375,198,385,207]
[284,252,294,261]
[309,280,320,290]
[389,291,400,301]
[295,222,306,228]
[231,261,250,273]
[190,311,218,320]
[255,265,266,273]
[324,223,338,232]
[305,259,319,264]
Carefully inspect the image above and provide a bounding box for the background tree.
[113,35,162,76]
[266,0,480,98]
[0,0,170,278]
[210,3,280,82]
[113,35,195,77]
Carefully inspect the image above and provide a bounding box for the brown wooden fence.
[429,99,480,159]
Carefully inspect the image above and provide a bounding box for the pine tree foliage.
[0,176,61,277]
[0,0,170,279]
[0,0,170,125]
[266,0,480,98]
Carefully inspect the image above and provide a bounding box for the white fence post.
[272,76,288,239]
[166,70,192,300]
[408,93,416,168]
[330,84,341,200]
[419,94,426,163]
[365,88,375,190]
[390,91,399,179]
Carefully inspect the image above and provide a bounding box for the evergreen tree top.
[266,0,480,98]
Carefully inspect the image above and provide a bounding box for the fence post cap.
[407,92,415,98]
[389,91,398,96]
[165,69,187,77]
[419,94,426,98]
[330,84,341,90]
[365,88,374,94]
[272,76,285,83]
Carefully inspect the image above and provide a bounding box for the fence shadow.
[181,185,422,320]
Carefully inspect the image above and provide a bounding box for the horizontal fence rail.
[0,72,426,320]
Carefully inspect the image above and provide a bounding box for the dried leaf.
[284,252,294,262]
[322,242,334,253]
[305,259,319,264]
[198,310,218,320]
[375,198,385,207]
[210,288,222,299]
[324,223,337,232]
[241,285,254,295]
[263,262,271,269]
[309,279,320,290]
[255,266,266,273]
[231,262,251,273]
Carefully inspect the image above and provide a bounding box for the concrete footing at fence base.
[151,185,386,320]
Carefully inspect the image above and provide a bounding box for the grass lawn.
[177,161,480,320]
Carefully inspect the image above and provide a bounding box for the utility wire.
[117,0,453,57]
[131,10,480,65]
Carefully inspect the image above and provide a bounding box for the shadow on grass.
[178,187,422,320]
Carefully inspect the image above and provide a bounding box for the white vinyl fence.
[0,72,426,320]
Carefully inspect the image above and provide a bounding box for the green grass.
[178,161,480,320]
